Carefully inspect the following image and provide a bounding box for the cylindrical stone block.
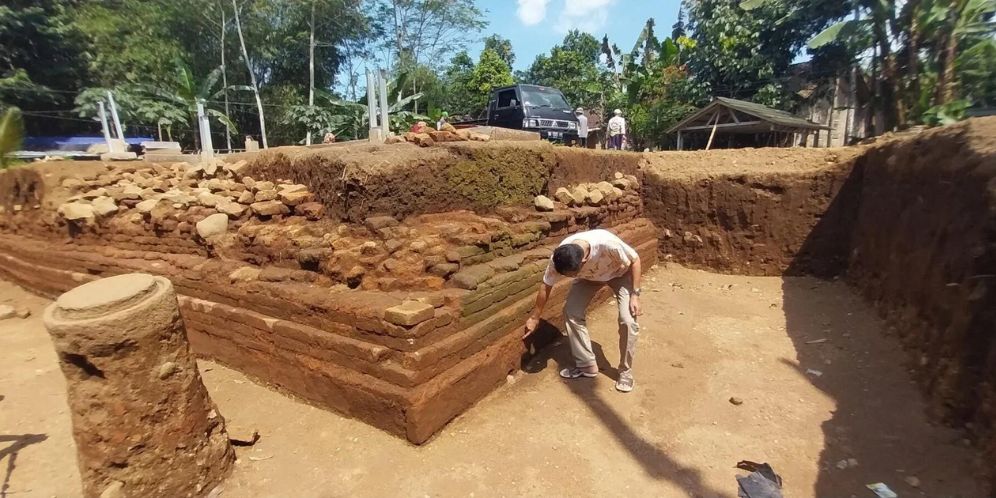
[44,273,234,498]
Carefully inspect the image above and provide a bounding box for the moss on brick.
[444,146,553,210]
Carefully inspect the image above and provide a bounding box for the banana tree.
[152,60,251,150]
[0,107,23,169]
[288,91,427,142]
[800,0,995,126]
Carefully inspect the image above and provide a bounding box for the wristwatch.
[632,288,641,296]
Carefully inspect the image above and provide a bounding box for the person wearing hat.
[574,107,589,148]
[607,108,626,150]
[437,111,449,131]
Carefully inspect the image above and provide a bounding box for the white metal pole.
[378,68,390,135]
[97,102,113,147]
[106,91,124,140]
[197,100,215,161]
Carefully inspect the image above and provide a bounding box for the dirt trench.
[639,117,996,491]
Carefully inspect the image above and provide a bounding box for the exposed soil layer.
[240,141,558,222]
[641,147,864,277]
[237,141,645,223]
[841,119,996,473]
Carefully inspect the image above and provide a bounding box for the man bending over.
[523,229,642,392]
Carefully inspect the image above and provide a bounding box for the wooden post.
[676,131,683,151]
[705,110,720,150]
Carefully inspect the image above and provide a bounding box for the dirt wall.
[240,142,646,223]
[641,147,863,277]
[841,118,996,476]
[241,142,558,222]
[637,119,996,486]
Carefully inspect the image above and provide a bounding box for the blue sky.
[467,0,684,71]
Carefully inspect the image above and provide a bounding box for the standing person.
[522,229,643,393]
[607,109,626,150]
[575,107,589,148]
[437,111,449,131]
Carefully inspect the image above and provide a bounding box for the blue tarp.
[22,136,154,152]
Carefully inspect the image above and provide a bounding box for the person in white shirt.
[575,107,589,147]
[523,229,643,392]
[607,109,626,150]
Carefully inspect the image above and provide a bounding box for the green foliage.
[748,0,996,129]
[0,1,87,134]
[484,35,515,68]
[74,60,246,147]
[374,0,486,71]
[922,100,971,126]
[524,31,611,110]
[441,51,479,116]
[73,0,187,88]
[470,49,514,108]
[0,107,24,169]
[291,84,428,141]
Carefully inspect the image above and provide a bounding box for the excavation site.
[0,118,993,497]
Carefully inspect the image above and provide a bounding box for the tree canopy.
[1,0,992,149]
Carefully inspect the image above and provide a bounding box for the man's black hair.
[552,244,584,275]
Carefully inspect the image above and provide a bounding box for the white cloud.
[517,0,551,26]
[555,0,618,33]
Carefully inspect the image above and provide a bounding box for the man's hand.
[524,316,540,338]
[629,295,642,317]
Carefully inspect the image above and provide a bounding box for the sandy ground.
[0,265,985,498]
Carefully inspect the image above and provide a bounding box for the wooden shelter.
[668,97,830,150]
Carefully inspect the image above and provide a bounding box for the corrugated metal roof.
[667,97,828,133]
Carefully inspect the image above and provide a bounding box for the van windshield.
[520,87,570,110]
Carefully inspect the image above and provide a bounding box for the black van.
[485,84,580,143]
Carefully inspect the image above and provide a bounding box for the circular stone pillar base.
[44,274,234,498]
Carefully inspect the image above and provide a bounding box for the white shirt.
[576,114,589,138]
[437,118,447,130]
[608,115,626,136]
[543,229,639,286]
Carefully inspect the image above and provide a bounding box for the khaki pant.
[564,273,640,380]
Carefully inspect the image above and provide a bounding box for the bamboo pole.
[705,110,720,150]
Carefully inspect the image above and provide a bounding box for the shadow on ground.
[523,320,726,498]
[781,161,984,496]
[0,433,48,498]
